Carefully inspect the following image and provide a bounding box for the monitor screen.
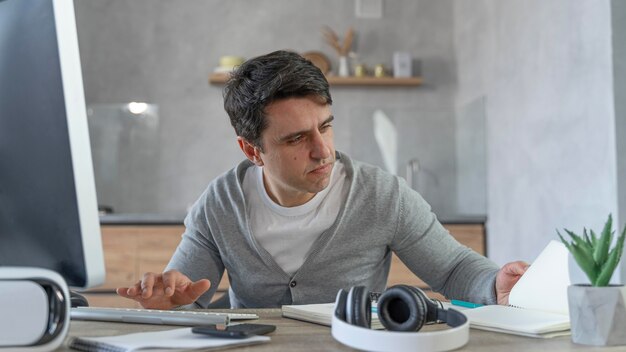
[0,0,105,289]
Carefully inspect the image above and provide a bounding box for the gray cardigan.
[166,152,499,308]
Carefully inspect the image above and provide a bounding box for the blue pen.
[451,299,484,308]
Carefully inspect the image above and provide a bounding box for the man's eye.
[320,124,332,132]
[288,135,303,144]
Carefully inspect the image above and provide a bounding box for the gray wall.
[76,0,626,279]
[612,0,626,283]
[74,0,462,217]
[454,0,620,266]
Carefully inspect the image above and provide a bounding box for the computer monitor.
[0,0,105,289]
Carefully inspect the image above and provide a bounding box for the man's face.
[255,96,335,207]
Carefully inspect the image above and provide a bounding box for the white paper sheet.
[463,305,569,336]
[507,240,571,315]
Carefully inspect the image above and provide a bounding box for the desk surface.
[61,308,621,351]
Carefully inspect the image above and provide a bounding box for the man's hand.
[116,270,211,310]
[495,261,529,305]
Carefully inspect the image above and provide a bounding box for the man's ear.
[237,137,264,166]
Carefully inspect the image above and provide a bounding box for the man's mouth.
[309,162,333,174]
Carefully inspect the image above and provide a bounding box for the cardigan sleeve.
[165,194,225,308]
[390,179,499,304]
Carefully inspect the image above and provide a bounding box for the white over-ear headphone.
[331,285,469,352]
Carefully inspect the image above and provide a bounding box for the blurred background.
[74,0,626,283]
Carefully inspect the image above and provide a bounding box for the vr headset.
[0,267,70,352]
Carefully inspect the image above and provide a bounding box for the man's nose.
[310,132,331,160]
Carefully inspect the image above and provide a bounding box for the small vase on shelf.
[338,56,350,77]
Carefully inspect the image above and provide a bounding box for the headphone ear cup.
[345,286,371,328]
[334,289,348,322]
[377,285,428,331]
[408,286,441,324]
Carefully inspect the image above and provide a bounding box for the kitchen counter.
[99,213,185,225]
[438,215,487,224]
[100,213,486,225]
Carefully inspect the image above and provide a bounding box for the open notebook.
[282,302,384,329]
[463,240,571,338]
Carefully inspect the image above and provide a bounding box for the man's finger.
[505,261,529,275]
[116,287,131,298]
[187,279,211,298]
[127,280,142,296]
[141,273,157,298]
[162,271,180,297]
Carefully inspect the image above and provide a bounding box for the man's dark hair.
[223,50,332,149]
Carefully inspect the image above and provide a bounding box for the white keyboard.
[70,307,259,326]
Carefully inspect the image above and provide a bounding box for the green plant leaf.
[558,228,599,283]
[570,242,599,283]
[557,230,573,252]
[613,226,626,272]
[591,223,626,286]
[590,229,598,246]
[595,246,620,286]
[558,215,626,286]
[565,229,594,259]
[594,214,613,265]
[615,226,626,272]
[583,228,593,247]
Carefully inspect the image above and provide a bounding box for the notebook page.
[508,240,570,315]
[282,303,384,329]
[463,305,570,335]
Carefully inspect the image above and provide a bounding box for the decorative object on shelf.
[373,64,387,78]
[214,55,245,74]
[301,51,331,75]
[322,26,354,77]
[354,64,367,77]
[558,214,626,346]
[393,51,413,78]
[338,56,349,77]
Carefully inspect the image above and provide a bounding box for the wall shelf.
[208,73,423,87]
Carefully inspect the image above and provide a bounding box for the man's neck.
[262,175,316,207]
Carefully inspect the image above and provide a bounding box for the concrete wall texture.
[74,0,460,218]
[611,0,626,284]
[454,0,623,275]
[76,0,626,279]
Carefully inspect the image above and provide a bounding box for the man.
[117,50,527,309]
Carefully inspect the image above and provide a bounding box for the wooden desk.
[59,309,622,351]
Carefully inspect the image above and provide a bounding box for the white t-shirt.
[242,160,348,276]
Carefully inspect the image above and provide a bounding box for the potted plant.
[558,214,626,346]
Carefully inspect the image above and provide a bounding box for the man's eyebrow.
[321,115,335,126]
[277,115,335,142]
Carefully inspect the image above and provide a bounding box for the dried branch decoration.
[322,26,354,57]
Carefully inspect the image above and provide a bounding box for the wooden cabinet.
[84,225,230,308]
[84,225,180,307]
[96,225,182,289]
[388,224,485,300]
[85,223,484,307]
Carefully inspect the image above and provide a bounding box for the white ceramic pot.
[568,284,626,346]
[338,56,349,77]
